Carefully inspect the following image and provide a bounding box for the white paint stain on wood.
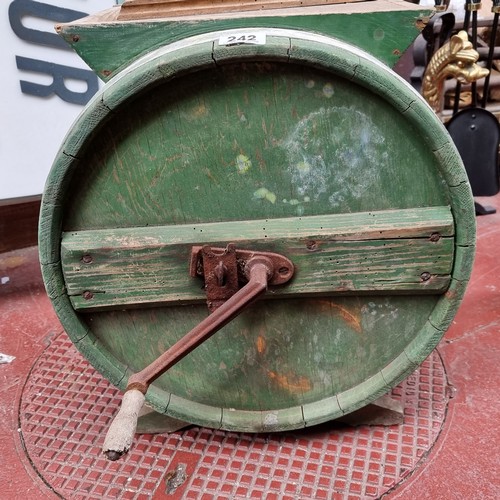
[282,106,385,208]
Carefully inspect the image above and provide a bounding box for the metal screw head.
[72,35,80,43]
[429,233,441,243]
[420,272,431,282]
[82,291,94,300]
[81,254,93,264]
[306,240,318,251]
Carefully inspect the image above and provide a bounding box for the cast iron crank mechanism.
[103,244,294,460]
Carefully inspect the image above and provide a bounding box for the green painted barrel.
[39,29,475,432]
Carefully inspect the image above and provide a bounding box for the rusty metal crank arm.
[103,252,293,460]
[126,256,274,393]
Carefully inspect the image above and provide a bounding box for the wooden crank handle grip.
[103,389,145,461]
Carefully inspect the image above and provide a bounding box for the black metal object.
[482,0,500,107]
[446,108,500,196]
[446,0,500,215]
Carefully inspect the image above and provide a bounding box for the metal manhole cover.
[19,333,448,499]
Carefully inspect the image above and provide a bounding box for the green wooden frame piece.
[56,5,433,82]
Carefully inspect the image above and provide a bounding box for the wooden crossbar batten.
[118,0,365,20]
[60,207,455,311]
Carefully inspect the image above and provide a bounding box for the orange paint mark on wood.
[190,103,208,118]
[267,370,312,394]
[256,335,266,354]
[331,303,363,334]
[312,299,363,333]
[203,168,218,183]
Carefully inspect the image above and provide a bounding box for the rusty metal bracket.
[190,244,294,312]
[190,244,239,312]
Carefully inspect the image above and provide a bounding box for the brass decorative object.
[422,30,489,112]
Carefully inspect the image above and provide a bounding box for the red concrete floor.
[1,196,499,499]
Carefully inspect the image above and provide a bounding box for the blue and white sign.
[1,1,118,202]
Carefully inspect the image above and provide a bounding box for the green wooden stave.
[39,29,475,432]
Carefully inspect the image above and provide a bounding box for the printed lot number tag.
[219,33,267,46]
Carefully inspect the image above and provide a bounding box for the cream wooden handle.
[103,389,145,461]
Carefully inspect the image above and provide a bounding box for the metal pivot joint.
[103,244,294,460]
[190,243,294,312]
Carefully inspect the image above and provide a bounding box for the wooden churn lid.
[39,20,475,432]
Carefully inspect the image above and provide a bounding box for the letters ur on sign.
[8,0,99,105]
